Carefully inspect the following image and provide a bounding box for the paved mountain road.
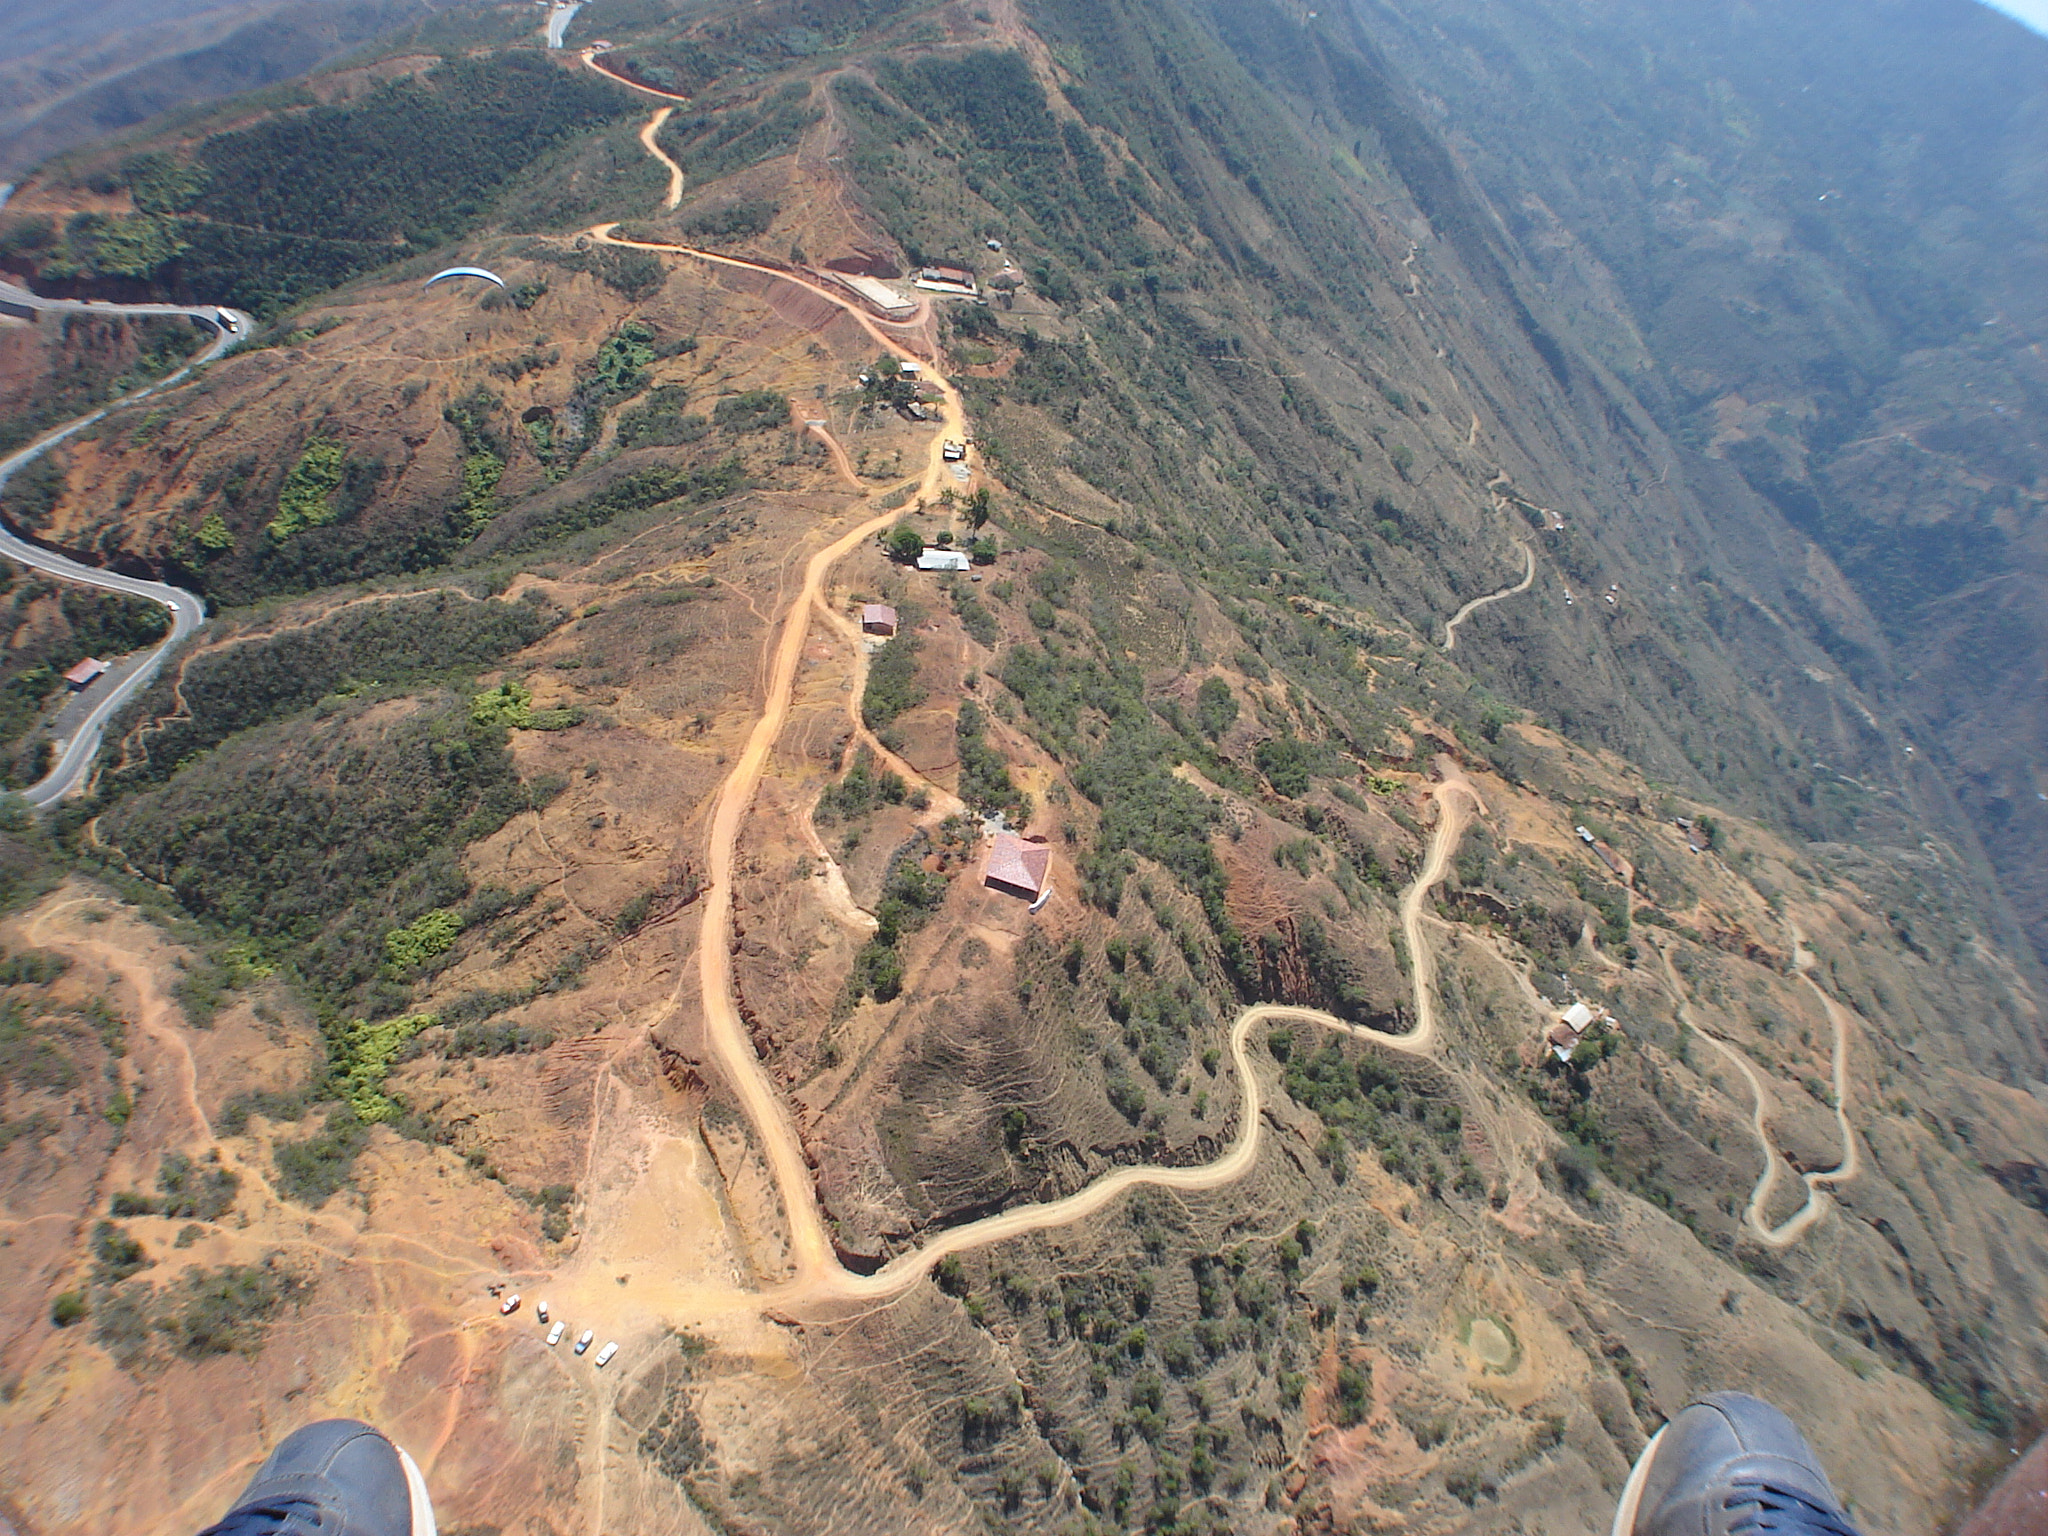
[0,281,250,806]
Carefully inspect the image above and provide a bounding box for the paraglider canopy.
[424,266,508,291]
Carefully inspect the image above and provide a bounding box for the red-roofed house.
[64,658,108,690]
[862,604,899,636]
[983,833,1051,901]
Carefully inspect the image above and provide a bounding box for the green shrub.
[862,632,925,730]
[91,1221,151,1284]
[1254,735,1313,797]
[615,385,708,449]
[818,747,909,820]
[156,1150,239,1221]
[273,1110,370,1205]
[592,321,658,399]
[1333,1363,1371,1426]
[266,438,346,541]
[711,390,786,434]
[337,1014,437,1123]
[949,581,1000,644]
[161,1257,305,1358]
[0,949,70,986]
[385,910,463,972]
[957,700,1025,820]
[1196,677,1239,739]
[49,1290,86,1327]
[680,200,777,241]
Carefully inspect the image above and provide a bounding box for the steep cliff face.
[1326,0,2048,970]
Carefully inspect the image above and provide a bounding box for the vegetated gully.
[0,283,250,807]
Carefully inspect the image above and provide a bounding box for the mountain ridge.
[0,2,2042,1532]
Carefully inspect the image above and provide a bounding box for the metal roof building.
[984,833,1051,900]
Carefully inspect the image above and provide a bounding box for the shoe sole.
[1609,1425,1666,1536]
[398,1445,439,1536]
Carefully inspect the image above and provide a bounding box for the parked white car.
[546,1322,564,1347]
[574,1330,594,1355]
[499,1294,521,1316]
[594,1341,620,1368]
[536,1301,550,1324]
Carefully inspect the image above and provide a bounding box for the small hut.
[64,658,108,691]
[983,833,1051,902]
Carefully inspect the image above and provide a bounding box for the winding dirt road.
[1393,768,1486,1051]
[582,211,973,1287]
[580,46,695,106]
[1441,539,1535,651]
[1654,937,1859,1248]
[786,774,1486,1303]
[639,106,685,212]
[586,83,1508,1308]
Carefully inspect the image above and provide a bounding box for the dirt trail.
[809,593,967,824]
[791,402,863,492]
[1393,769,1487,1051]
[1654,936,1859,1248]
[585,217,972,1287]
[1441,540,1535,651]
[29,896,212,1143]
[796,799,879,934]
[587,225,930,351]
[639,106,685,212]
[792,1002,1426,1303]
[778,768,1486,1303]
[695,501,916,1283]
[581,47,693,105]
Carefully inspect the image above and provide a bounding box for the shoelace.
[196,1495,331,1536]
[1725,1479,1865,1536]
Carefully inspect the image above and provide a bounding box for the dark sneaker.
[1612,1392,1865,1536]
[198,1419,436,1536]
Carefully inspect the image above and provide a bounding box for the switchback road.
[1442,539,1535,651]
[0,281,249,806]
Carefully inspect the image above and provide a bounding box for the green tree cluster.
[336,1014,438,1123]
[443,390,507,536]
[470,680,535,730]
[956,700,1025,821]
[267,438,347,541]
[817,747,909,820]
[385,910,463,972]
[862,631,925,730]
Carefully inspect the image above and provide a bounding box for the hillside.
[0,2,2043,1534]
